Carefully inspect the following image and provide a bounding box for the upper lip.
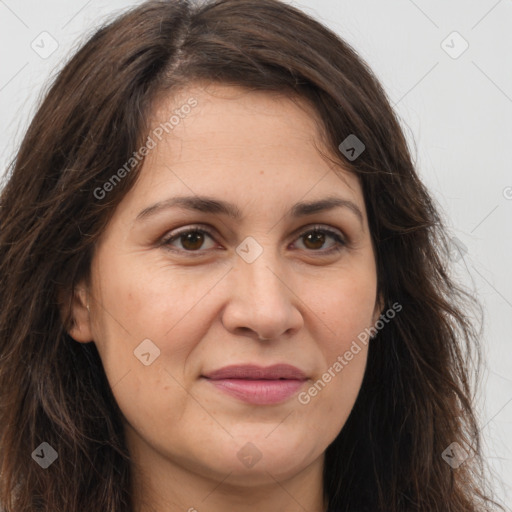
[203,364,307,380]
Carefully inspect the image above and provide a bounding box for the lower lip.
[205,378,305,405]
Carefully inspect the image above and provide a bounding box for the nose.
[220,244,304,342]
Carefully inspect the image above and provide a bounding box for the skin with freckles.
[68,83,382,512]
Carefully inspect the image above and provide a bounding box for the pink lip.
[202,364,308,405]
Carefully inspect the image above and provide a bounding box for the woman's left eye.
[294,227,346,253]
[161,224,346,255]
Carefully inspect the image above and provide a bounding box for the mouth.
[201,364,308,405]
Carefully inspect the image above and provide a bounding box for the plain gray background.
[1,0,511,508]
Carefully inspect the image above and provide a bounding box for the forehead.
[123,83,363,217]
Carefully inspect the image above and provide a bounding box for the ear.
[59,283,94,343]
[371,291,385,327]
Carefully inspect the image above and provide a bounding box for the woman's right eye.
[162,227,217,254]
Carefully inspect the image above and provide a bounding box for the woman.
[0,0,504,510]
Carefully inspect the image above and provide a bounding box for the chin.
[200,431,318,483]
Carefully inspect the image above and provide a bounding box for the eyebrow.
[135,195,364,227]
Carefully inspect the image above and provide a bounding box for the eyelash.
[160,224,347,256]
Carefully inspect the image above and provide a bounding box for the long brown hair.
[0,0,504,510]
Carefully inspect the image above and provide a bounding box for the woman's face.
[70,83,381,497]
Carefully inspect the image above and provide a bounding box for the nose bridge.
[221,234,302,339]
[235,235,285,307]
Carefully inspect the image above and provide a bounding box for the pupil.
[182,232,204,250]
[305,232,325,250]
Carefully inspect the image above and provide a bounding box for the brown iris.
[180,231,205,251]
[302,231,326,250]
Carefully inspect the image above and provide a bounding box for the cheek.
[296,335,368,453]
[90,251,235,407]
[299,316,370,439]
[92,249,225,343]
[299,272,376,419]
[88,254,215,443]
[307,269,377,353]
